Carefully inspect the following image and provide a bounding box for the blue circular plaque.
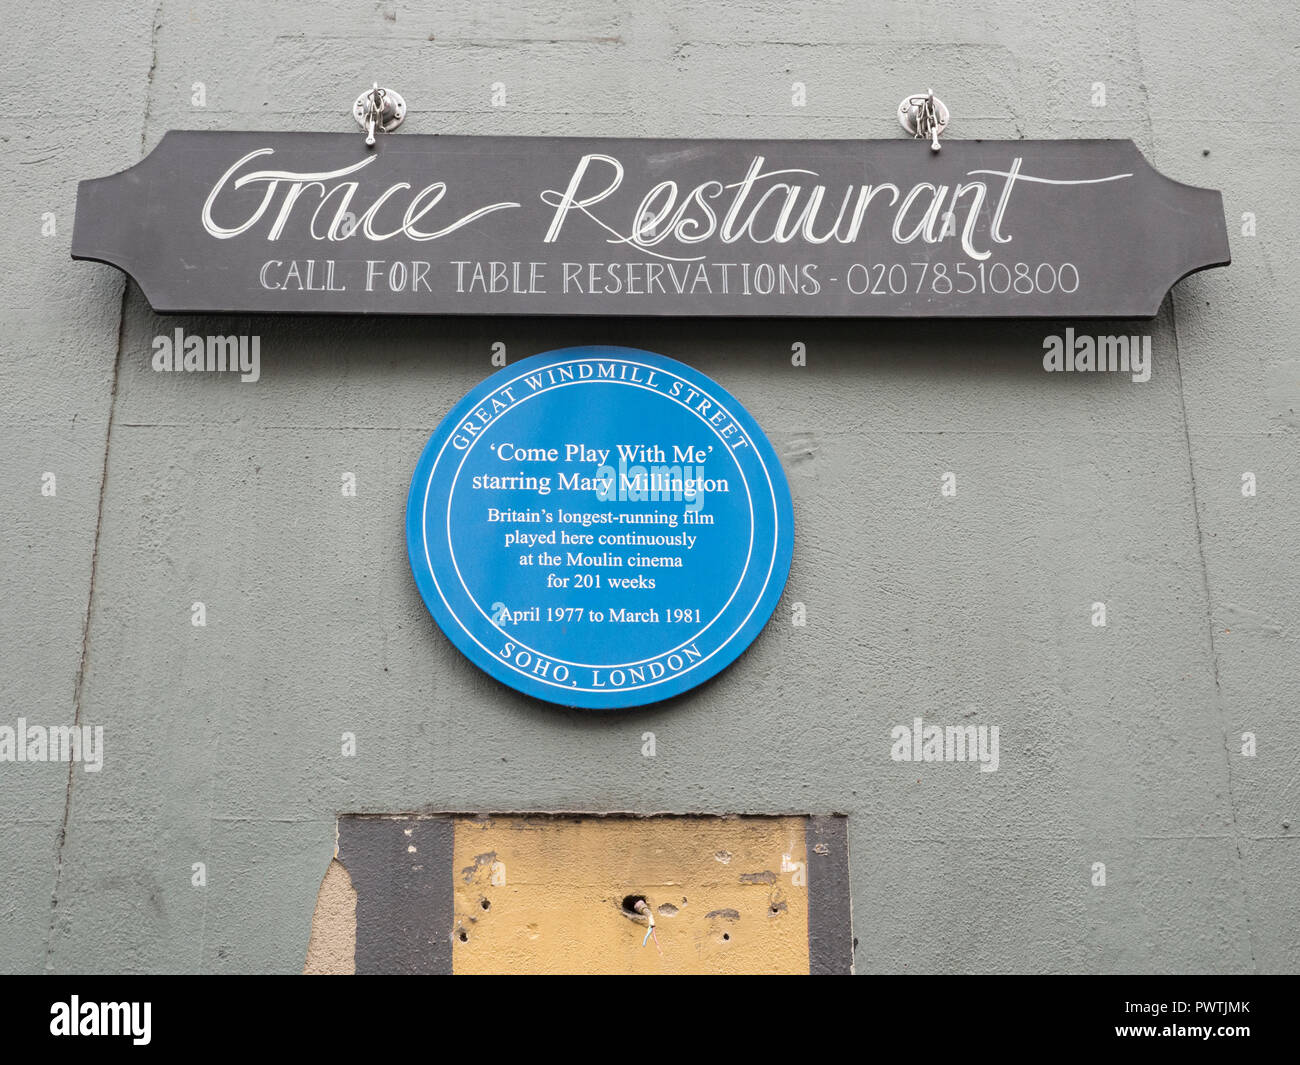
[405,346,794,709]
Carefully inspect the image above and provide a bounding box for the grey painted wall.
[1,0,1295,974]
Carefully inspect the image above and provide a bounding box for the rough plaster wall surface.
[303,860,357,975]
[0,0,1295,973]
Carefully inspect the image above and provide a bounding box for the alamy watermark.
[0,719,103,772]
[50,996,150,1045]
[1043,327,1150,382]
[482,444,724,514]
[152,327,260,383]
[890,716,999,772]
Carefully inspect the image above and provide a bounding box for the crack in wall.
[1121,0,1256,975]
[1168,295,1258,973]
[43,0,167,974]
[1128,0,1256,975]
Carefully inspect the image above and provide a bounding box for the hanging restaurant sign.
[72,132,1229,318]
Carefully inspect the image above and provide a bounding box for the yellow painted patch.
[451,816,810,975]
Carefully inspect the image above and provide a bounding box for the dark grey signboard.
[72,132,1229,318]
